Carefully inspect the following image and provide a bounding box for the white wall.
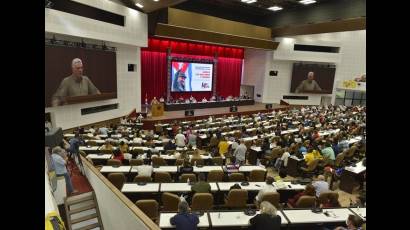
[242,49,273,102]
[242,30,366,105]
[45,0,147,129]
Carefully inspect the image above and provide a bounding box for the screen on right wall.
[290,63,336,94]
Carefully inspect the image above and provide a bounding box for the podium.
[151,103,164,117]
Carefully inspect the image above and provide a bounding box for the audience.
[112,149,124,161]
[135,164,153,177]
[312,175,330,197]
[233,140,247,165]
[170,201,199,230]
[51,147,77,195]
[191,173,211,194]
[175,130,186,148]
[333,214,363,230]
[217,137,229,158]
[255,176,277,205]
[287,184,316,207]
[249,201,281,230]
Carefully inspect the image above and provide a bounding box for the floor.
[68,158,93,195]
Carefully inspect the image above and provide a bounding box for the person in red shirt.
[112,149,124,161]
[287,184,316,207]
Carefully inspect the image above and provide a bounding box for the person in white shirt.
[312,175,329,197]
[233,140,247,164]
[202,97,207,102]
[136,164,153,177]
[279,147,290,167]
[208,116,213,123]
[255,176,277,204]
[175,130,186,147]
[133,135,143,145]
[137,114,144,123]
[120,116,127,125]
[88,126,95,134]
[159,97,165,103]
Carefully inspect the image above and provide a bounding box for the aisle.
[68,158,93,194]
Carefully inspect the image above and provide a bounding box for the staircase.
[64,191,104,230]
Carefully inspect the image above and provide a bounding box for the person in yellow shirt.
[304,147,323,165]
[100,139,114,151]
[218,137,229,158]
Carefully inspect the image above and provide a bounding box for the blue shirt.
[69,138,80,154]
[312,180,329,197]
[51,154,67,175]
[299,146,307,154]
[338,140,349,152]
[170,213,199,230]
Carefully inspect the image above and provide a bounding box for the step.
[70,208,97,220]
[71,213,98,225]
[69,204,96,215]
[72,221,100,230]
[67,194,94,206]
[66,192,94,204]
[69,200,95,210]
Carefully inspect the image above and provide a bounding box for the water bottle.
[187,178,190,184]
[194,161,197,167]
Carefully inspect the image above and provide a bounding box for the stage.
[141,103,289,129]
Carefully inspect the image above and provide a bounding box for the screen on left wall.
[45,45,117,107]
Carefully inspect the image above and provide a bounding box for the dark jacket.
[249,213,281,230]
[170,213,199,230]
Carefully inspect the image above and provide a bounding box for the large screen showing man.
[171,61,213,92]
[290,63,335,94]
[52,58,100,106]
[294,71,322,93]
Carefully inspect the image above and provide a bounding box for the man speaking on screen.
[52,58,100,106]
[295,71,322,93]
[172,70,186,92]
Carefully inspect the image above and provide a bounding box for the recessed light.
[299,0,316,5]
[153,0,159,2]
[241,0,257,4]
[135,3,144,8]
[268,6,283,11]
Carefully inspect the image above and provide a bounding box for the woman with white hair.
[249,201,281,230]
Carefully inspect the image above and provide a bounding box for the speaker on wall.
[269,70,278,76]
[230,106,238,112]
[265,104,273,109]
[185,110,194,116]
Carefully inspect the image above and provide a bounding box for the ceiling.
[117,0,188,13]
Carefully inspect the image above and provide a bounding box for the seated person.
[119,141,129,153]
[164,140,177,151]
[159,96,165,103]
[170,201,199,230]
[312,175,329,197]
[287,184,315,207]
[112,149,124,161]
[304,147,323,165]
[210,95,216,101]
[179,160,194,175]
[135,164,153,177]
[249,201,281,230]
[334,214,363,230]
[202,97,208,102]
[137,114,144,123]
[191,173,211,194]
[189,95,196,103]
[321,142,336,164]
[255,176,277,205]
[229,183,241,191]
[321,193,341,208]
[187,131,197,147]
[100,139,114,151]
[175,130,186,147]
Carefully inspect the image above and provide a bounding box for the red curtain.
[140,51,168,103]
[141,38,244,104]
[217,57,243,98]
[143,38,244,59]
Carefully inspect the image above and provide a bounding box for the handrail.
[80,155,160,230]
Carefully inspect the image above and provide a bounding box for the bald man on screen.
[295,71,322,93]
[52,58,100,106]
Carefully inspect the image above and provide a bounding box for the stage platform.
[141,103,289,129]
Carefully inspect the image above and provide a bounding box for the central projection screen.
[171,61,213,92]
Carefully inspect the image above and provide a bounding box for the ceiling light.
[241,0,257,4]
[268,6,283,11]
[299,0,316,5]
[153,0,159,2]
[135,3,144,8]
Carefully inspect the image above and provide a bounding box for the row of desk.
[159,208,366,229]
[121,181,305,193]
[100,165,266,174]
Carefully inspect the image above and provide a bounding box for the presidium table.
[164,99,255,111]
